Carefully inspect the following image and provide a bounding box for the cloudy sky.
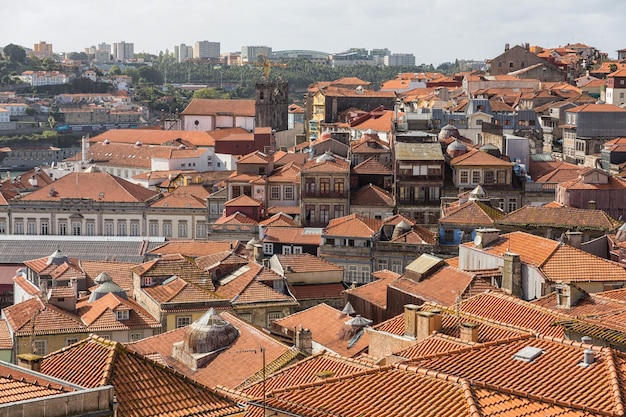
[3,0,626,65]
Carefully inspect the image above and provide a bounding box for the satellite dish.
[474,234,482,247]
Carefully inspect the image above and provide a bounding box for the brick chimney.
[474,228,501,249]
[502,252,522,298]
[17,354,43,372]
[295,327,312,355]
[403,304,420,338]
[460,322,480,343]
[416,310,442,341]
[566,231,582,249]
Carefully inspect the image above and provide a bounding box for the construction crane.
[256,55,288,78]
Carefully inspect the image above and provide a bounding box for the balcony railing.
[302,191,348,199]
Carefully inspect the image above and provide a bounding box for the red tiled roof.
[324,213,382,238]
[272,303,369,358]
[181,98,255,116]
[450,148,515,167]
[126,312,295,389]
[440,200,504,226]
[89,129,216,147]
[276,253,341,273]
[344,269,400,309]
[497,205,622,231]
[351,157,392,175]
[147,240,239,257]
[41,335,242,416]
[20,172,158,203]
[350,183,394,207]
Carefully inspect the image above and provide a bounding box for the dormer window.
[116,309,129,320]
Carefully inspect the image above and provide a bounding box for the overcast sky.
[3,0,626,65]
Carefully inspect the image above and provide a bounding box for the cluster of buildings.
[5,40,626,415]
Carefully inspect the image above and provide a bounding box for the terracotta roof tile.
[350,183,394,207]
[89,129,216,147]
[323,213,382,238]
[450,148,515,167]
[288,283,345,300]
[275,253,341,273]
[497,205,622,231]
[3,297,88,336]
[259,213,298,227]
[41,335,242,416]
[272,303,369,357]
[0,363,75,404]
[441,200,505,226]
[147,240,240,257]
[351,157,392,175]
[126,312,295,389]
[181,98,255,116]
[344,269,400,308]
[20,172,159,203]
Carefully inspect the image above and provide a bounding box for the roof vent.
[134,141,142,147]
[580,349,595,367]
[512,346,543,362]
[581,336,592,345]
[103,139,110,145]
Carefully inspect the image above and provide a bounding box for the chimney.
[588,200,597,210]
[416,310,442,341]
[581,336,592,345]
[505,43,510,52]
[525,43,530,51]
[403,304,420,338]
[295,328,312,355]
[502,252,522,298]
[253,243,263,264]
[460,322,480,343]
[17,354,43,372]
[566,231,582,249]
[474,228,501,249]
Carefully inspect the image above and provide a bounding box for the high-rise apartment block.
[194,41,220,59]
[241,46,272,64]
[112,41,134,62]
[33,41,54,59]
[174,44,193,63]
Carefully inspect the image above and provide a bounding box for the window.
[333,205,344,219]
[130,333,142,342]
[305,205,315,223]
[484,171,495,184]
[86,222,95,236]
[267,311,282,322]
[0,220,5,234]
[347,265,358,281]
[293,246,302,254]
[508,199,518,213]
[163,222,172,237]
[117,222,126,236]
[319,178,330,194]
[149,222,158,236]
[178,222,187,238]
[497,170,507,184]
[130,222,139,236]
[320,205,330,223]
[284,186,294,200]
[196,222,206,239]
[104,221,114,236]
[333,179,344,194]
[66,338,79,346]
[263,243,274,255]
[14,220,24,235]
[305,178,316,194]
[210,203,219,214]
[27,220,36,235]
[243,186,252,196]
[459,170,469,184]
[509,61,514,68]
[325,238,335,246]
[270,186,280,200]
[176,316,191,328]
[391,260,403,274]
[115,310,129,320]
[377,259,388,271]
[282,246,292,255]
[33,340,47,355]
[444,229,455,243]
[360,265,371,281]
[476,119,483,126]
[58,221,67,235]
[428,187,439,201]
[72,222,81,236]
[239,313,252,322]
[471,171,481,184]
[142,276,153,287]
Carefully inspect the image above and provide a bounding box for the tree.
[3,44,26,63]
[610,63,618,73]
[109,65,122,76]
[192,87,228,99]
[138,66,163,85]
[68,52,89,61]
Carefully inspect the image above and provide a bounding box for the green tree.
[610,63,618,73]
[69,52,89,61]
[109,65,122,76]
[192,87,228,99]
[3,44,26,63]
[138,66,164,85]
